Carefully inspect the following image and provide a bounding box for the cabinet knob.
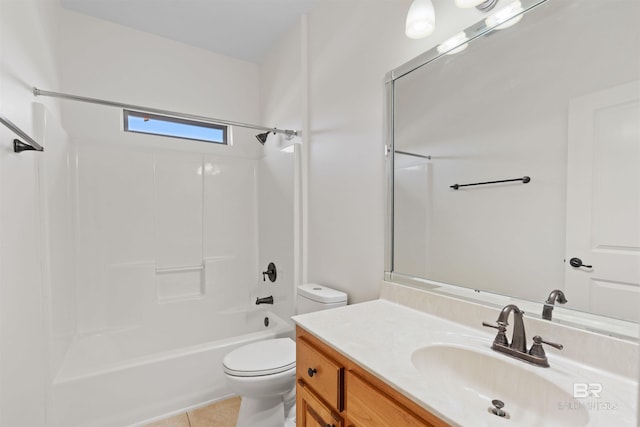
[307,367,317,377]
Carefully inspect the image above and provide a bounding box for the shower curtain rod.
[32,87,298,138]
[0,113,44,152]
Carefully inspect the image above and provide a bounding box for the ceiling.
[60,0,317,63]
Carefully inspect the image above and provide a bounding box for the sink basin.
[411,344,590,426]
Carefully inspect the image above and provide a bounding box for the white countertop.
[292,299,638,427]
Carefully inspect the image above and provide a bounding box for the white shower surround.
[49,308,292,426]
[41,124,297,424]
[32,10,299,426]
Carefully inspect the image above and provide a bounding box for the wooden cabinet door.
[298,381,343,427]
[347,371,435,427]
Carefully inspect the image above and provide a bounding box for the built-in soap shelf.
[155,264,204,302]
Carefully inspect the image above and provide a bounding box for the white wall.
[57,9,262,155]
[258,20,304,320]
[0,0,75,425]
[259,1,487,303]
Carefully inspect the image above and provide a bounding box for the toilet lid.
[223,338,296,377]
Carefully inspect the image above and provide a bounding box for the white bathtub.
[48,308,293,427]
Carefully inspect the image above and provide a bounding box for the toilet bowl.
[222,284,347,427]
[223,338,296,427]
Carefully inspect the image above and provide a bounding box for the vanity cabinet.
[298,380,344,427]
[296,331,345,427]
[296,326,449,427]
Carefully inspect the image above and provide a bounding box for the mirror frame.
[383,0,638,341]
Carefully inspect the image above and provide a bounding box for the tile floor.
[144,396,241,427]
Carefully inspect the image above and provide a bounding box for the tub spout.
[256,296,274,305]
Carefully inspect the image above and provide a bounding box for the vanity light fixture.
[405,0,436,39]
[406,0,501,40]
[437,31,469,55]
[455,0,499,11]
[485,0,524,29]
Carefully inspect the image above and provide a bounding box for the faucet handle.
[482,321,506,330]
[482,321,508,347]
[262,262,277,282]
[529,335,563,358]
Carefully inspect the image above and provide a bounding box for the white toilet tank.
[296,283,347,315]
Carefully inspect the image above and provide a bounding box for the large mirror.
[386,0,639,337]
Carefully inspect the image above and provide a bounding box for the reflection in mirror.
[386,0,639,338]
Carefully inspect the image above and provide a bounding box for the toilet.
[223,284,347,427]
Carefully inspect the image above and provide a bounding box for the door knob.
[569,257,592,269]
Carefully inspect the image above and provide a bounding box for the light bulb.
[437,32,469,55]
[405,0,436,39]
[485,1,524,30]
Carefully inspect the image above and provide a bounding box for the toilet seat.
[223,338,296,377]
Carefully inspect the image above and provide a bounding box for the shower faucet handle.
[262,262,277,282]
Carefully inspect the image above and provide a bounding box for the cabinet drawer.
[347,371,436,427]
[297,380,343,427]
[297,337,344,411]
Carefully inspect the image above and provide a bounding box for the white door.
[565,81,640,322]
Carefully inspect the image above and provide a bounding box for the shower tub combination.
[48,307,293,427]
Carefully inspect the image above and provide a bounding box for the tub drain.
[264,316,270,327]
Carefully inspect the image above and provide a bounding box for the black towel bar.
[450,176,530,190]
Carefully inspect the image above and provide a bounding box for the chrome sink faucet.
[483,304,563,367]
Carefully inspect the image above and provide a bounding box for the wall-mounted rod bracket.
[451,176,530,190]
[13,139,39,153]
[1,114,44,152]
